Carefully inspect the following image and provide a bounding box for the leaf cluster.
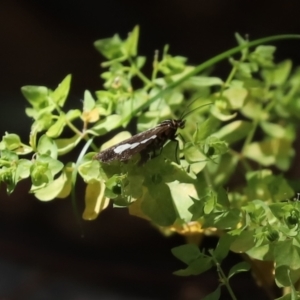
[1,27,300,298]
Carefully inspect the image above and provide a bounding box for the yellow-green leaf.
[83,180,109,220]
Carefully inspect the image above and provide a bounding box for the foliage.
[1,26,300,298]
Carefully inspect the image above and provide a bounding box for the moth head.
[173,119,186,129]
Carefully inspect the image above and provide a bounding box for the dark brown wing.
[94,121,177,163]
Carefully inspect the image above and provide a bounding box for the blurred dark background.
[1,0,300,299]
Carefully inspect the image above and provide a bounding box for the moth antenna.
[180,102,213,120]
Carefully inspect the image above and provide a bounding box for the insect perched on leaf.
[94,102,212,164]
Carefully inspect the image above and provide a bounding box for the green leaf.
[229,58,258,78]
[54,135,82,156]
[245,170,294,203]
[206,153,239,186]
[159,53,187,75]
[223,87,248,109]
[104,174,124,199]
[30,161,51,187]
[205,209,241,230]
[214,120,252,144]
[94,34,124,60]
[82,180,109,220]
[186,76,223,87]
[235,32,249,57]
[29,113,53,132]
[274,240,300,286]
[15,159,32,182]
[0,167,15,194]
[124,25,139,57]
[46,116,65,138]
[141,182,177,226]
[243,138,295,171]
[173,257,213,276]
[246,242,274,262]
[37,135,58,159]
[213,234,235,262]
[275,291,300,300]
[193,116,221,142]
[83,90,96,111]
[262,60,292,86]
[228,262,250,279]
[136,56,146,69]
[230,230,256,253]
[269,202,290,220]
[37,155,63,178]
[0,149,18,162]
[78,159,103,183]
[0,133,32,155]
[0,133,21,151]
[241,100,268,120]
[51,74,71,107]
[260,122,287,138]
[87,114,123,136]
[202,287,221,300]
[56,162,73,198]
[201,136,228,157]
[172,247,214,276]
[183,143,208,172]
[33,165,72,201]
[66,109,81,120]
[167,182,198,222]
[204,193,215,214]
[250,45,276,67]
[21,85,48,108]
[171,244,201,264]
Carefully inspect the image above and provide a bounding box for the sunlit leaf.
[214,120,252,144]
[37,135,58,158]
[228,262,250,279]
[46,116,65,138]
[21,85,48,108]
[87,114,123,136]
[51,74,71,107]
[33,168,69,201]
[54,135,82,156]
[83,180,109,220]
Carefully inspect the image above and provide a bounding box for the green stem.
[151,50,159,82]
[241,108,261,153]
[52,101,100,153]
[128,57,152,87]
[222,39,249,92]
[217,264,237,300]
[70,138,94,236]
[203,167,213,187]
[223,65,238,90]
[54,105,83,137]
[210,250,237,300]
[125,34,300,122]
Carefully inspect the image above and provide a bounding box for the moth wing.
[95,125,167,162]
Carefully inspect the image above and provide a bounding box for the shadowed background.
[1,0,300,299]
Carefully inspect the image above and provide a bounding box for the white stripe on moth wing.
[114,144,132,154]
[140,135,157,144]
[113,135,157,154]
[113,142,140,154]
[129,142,140,149]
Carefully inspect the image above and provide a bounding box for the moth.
[94,103,212,164]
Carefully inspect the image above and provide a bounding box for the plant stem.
[128,57,152,87]
[151,50,159,83]
[241,107,261,153]
[210,250,237,300]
